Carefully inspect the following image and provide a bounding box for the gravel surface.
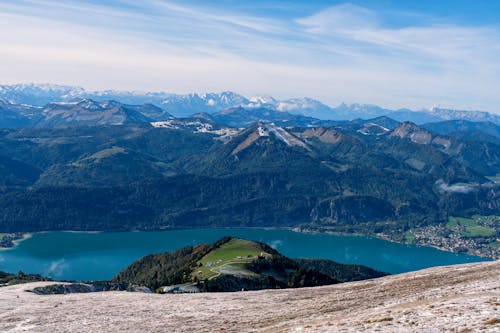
[1,260,498,332]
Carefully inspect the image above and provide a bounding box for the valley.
[0,92,498,260]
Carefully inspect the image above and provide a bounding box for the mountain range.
[1,83,499,124]
[2,94,500,137]
[0,112,498,238]
[0,84,498,259]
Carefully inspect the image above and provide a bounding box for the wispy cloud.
[0,1,499,112]
[43,259,69,278]
[297,3,379,33]
[296,4,500,68]
[436,180,474,194]
[268,239,284,249]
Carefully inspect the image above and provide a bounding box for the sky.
[0,0,499,112]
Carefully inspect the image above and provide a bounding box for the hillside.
[0,260,497,332]
[0,117,498,258]
[112,237,386,292]
[0,271,47,286]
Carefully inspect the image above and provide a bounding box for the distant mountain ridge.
[1,94,500,153]
[1,83,499,124]
[0,97,173,127]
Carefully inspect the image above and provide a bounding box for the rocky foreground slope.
[1,260,499,332]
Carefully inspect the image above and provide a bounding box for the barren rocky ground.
[1,260,499,332]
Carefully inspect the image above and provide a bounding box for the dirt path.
[1,260,498,332]
[207,259,255,280]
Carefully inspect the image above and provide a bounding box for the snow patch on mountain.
[257,125,269,137]
[357,123,390,136]
[151,119,240,139]
[427,107,499,123]
[267,123,310,149]
[249,95,277,106]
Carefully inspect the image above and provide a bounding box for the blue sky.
[0,0,499,111]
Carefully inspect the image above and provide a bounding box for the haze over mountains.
[1,83,499,124]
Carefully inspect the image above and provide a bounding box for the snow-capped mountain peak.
[426,106,497,123]
[0,83,85,105]
[249,95,278,106]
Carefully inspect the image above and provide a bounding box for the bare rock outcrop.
[0,260,498,332]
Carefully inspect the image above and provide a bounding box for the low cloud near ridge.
[435,179,474,193]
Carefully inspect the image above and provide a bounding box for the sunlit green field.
[404,231,416,244]
[192,238,268,280]
[447,216,497,238]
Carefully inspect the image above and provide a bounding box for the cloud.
[297,3,500,66]
[151,1,286,34]
[435,180,474,194]
[44,259,69,278]
[268,239,284,249]
[0,1,499,112]
[296,3,378,33]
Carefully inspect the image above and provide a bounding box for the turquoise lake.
[0,229,489,281]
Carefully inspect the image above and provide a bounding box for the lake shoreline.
[1,226,495,260]
[0,230,108,250]
[0,233,32,250]
[294,226,497,260]
[0,228,488,281]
